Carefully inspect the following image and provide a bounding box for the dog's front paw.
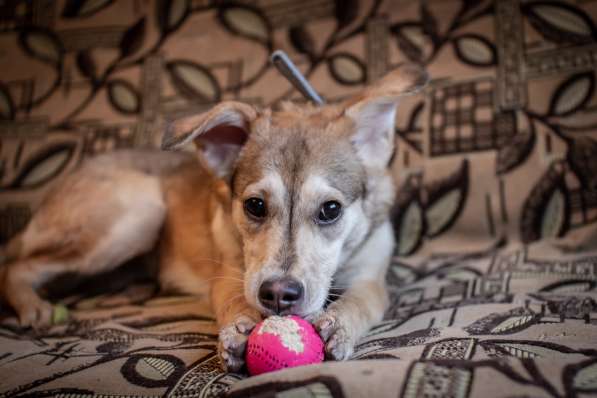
[218,314,257,373]
[312,311,355,361]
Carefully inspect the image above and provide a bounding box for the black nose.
[258,277,303,314]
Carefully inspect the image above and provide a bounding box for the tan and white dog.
[0,65,426,372]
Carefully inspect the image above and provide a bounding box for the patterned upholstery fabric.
[1,1,597,397]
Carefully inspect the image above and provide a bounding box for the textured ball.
[246,315,324,376]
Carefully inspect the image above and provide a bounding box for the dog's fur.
[0,65,426,371]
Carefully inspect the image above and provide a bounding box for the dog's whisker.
[204,276,245,283]
[190,257,245,274]
[189,257,226,266]
[330,284,351,290]
[221,264,244,273]
[220,294,245,309]
[169,276,243,290]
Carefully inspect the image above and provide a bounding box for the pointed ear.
[345,64,428,169]
[161,101,257,178]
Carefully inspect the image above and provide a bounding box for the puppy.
[0,65,426,371]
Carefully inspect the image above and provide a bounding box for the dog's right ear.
[161,101,257,178]
[343,64,428,170]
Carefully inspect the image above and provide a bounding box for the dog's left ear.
[161,101,257,178]
[345,64,428,169]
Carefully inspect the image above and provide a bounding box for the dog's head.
[163,65,427,318]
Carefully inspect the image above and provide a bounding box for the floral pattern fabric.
[1,0,597,397]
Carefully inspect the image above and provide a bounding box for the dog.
[0,64,426,372]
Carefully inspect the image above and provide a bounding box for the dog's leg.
[212,265,261,373]
[0,170,166,329]
[313,279,388,360]
[158,230,259,372]
[3,255,76,327]
[312,221,394,360]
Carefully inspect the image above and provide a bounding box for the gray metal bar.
[270,50,325,105]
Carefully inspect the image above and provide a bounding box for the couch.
[1,0,596,396]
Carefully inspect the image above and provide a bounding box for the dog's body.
[0,65,426,371]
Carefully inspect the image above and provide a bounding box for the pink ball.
[246,315,324,376]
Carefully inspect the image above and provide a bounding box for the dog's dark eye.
[317,201,342,224]
[244,197,267,219]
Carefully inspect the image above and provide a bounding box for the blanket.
[1,0,596,396]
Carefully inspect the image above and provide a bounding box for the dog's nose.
[258,277,303,314]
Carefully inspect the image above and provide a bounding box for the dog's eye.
[244,197,267,219]
[317,201,342,224]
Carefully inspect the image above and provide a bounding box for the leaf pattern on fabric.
[424,159,469,238]
[520,161,570,243]
[166,60,221,102]
[490,315,535,334]
[156,0,190,34]
[289,25,317,61]
[541,280,596,294]
[392,23,427,64]
[452,34,497,67]
[1,1,597,397]
[572,361,597,391]
[327,53,367,85]
[568,137,597,190]
[76,51,97,83]
[107,80,142,114]
[495,113,536,175]
[392,175,426,256]
[334,0,359,29]
[420,2,440,45]
[465,308,539,335]
[481,340,592,361]
[119,18,146,58]
[522,1,597,44]
[548,72,595,117]
[18,28,64,65]
[217,5,271,45]
[0,83,15,120]
[62,0,114,18]
[356,328,441,356]
[386,261,420,286]
[6,143,76,190]
[493,343,558,358]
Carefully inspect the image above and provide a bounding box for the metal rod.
[270,50,324,105]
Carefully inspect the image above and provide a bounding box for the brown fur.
[0,64,427,371]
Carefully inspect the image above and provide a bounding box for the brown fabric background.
[1,0,597,397]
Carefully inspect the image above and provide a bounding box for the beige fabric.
[1,0,597,397]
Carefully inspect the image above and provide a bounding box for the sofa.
[1,0,596,396]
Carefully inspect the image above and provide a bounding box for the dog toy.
[246,315,324,376]
[52,304,69,325]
